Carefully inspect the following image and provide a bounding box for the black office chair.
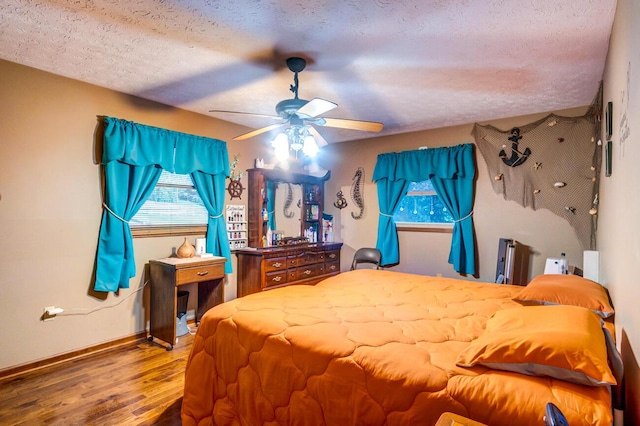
[350,248,382,270]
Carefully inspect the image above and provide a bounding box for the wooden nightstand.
[435,412,487,426]
[149,256,226,350]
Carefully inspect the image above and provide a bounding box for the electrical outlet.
[43,306,57,321]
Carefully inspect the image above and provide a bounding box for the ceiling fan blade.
[295,98,337,118]
[317,117,384,132]
[210,110,280,120]
[307,126,329,147]
[233,123,285,141]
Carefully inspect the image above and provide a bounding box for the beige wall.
[0,55,607,372]
[322,111,587,282]
[599,0,640,358]
[0,59,271,370]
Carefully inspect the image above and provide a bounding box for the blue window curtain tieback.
[453,211,473,222]
[94,116,231,293]
[372,143,477,275]
[102,202,129,223]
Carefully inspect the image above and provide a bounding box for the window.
[393,180,454,232]
[131,170,208,237]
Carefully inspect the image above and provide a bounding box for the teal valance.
[372,144,474,182]
[102,116,230,175]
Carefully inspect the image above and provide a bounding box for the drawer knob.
[272,276,282,282]
[197,271,209,276]
[272,262,282,268]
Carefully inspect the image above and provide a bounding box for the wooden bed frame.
[622,329,640,425]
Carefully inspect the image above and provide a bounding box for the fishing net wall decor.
[472,86,602,249]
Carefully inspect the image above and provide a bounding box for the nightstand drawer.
[176,263,225,285]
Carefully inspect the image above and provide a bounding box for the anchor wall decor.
[334,190,348,209]
[499,127,531,167]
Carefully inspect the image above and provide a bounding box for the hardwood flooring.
[0,331,195,425]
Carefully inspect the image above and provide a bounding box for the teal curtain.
[372,144,476,275]
[96,162,163,292]
[191,172,232,274]
[95,117,230,292]
[374,179,411,266]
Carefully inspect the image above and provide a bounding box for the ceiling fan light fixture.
[272,132,289,160]
[302,134,319,157]
[289,127,304,152]
[271,125,320,159]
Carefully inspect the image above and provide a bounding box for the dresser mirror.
[272,182,303,237]
[247,168,331,247]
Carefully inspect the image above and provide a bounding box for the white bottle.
[266,228,273,247]
[560,252,568,274]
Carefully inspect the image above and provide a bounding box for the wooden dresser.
[236,242,342,297]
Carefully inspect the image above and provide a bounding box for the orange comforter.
[182,270,612,425]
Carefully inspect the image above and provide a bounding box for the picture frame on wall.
[605,101,613,140]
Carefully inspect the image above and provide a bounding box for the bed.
[181,269,618,425]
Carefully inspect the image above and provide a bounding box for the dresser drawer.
[325,260,340,274]
[294,264,318,280]
[264,256,287,272]
[325,250,340,262]
[317,262,326,275]
[176,263,225,285]
[300,251,318,266]
[264,270,288,288]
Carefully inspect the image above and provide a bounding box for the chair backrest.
[350,248,382,270]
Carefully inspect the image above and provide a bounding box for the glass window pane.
[131,170,208,227]
[393,180,454,224]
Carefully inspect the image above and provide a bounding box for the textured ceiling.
[0,0,616,143]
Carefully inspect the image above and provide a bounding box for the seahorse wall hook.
[350,167,365,220]
[283,183,295,218]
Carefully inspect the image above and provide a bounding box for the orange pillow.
[456,305,616,386]
[513,274,614,318]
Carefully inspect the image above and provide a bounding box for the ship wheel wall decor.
[227,179,244,199]
[227,154,244,199]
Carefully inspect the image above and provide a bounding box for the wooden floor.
[0,330,195,425]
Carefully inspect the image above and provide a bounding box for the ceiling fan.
[210,57,384,147]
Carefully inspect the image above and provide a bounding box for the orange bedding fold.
[182,270,612,425]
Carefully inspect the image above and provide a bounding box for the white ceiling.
[0,0,616,144]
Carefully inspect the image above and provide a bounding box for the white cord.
[188,323,198,335]
[55,280,149,316]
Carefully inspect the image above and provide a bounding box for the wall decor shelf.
[226,204,247,250]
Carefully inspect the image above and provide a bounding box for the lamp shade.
[302,135,319,157]
[272,132,289,160]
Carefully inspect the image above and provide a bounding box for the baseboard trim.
[0,331,147,381]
